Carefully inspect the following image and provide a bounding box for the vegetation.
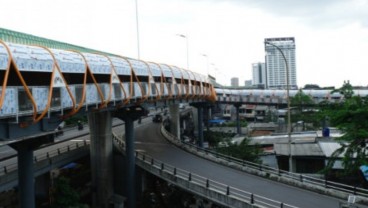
[51,176,88,208]
[321,81,368,174]
[216,137,262,163]
[290,89,319,130]
[222,120,247,127]
[204,131,235,147]
[204,130,261,163]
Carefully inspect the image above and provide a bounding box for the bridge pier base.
[115,106,147,208]
[88,110,113,208]
[9,134,54,208]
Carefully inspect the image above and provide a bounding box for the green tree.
[52,177,86,208]
[332,80,354,99]
[322,81,368,174]
[217,137,261,163]
[290,89,318,130]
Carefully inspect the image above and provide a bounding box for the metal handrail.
[0,140,89,176]
[112,132,298,208]
[161,126,368,198]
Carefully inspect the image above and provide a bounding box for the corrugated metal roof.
[318,142,343,157]
[274,143,324,156]
[0,28,116,56]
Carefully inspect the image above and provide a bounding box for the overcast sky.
[1,0,368,87]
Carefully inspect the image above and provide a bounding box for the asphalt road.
[134,122,344,208]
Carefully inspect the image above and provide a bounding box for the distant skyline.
[1,0,367,87]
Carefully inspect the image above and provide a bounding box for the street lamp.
[201,54,209,75]
[265,41,292,172]
[135,0,140,59]
[176,34,189,70]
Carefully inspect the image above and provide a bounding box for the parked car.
[152,114,163,123]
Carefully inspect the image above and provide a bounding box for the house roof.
[274,143,324,156]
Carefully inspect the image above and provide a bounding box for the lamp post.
[176,34,189,70]
[135,0,140,59]
[265,41,292,172]
[201,54,209,75]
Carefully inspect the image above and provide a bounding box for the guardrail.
[112,132,298,208]
[0,140,89,176]
[161,125,368,201]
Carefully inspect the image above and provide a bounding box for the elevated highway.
[1,28,368,208]
[133,122,343,208]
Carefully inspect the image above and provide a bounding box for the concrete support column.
[205,106,210,132]
[18,146,35,208]
[169,104,180,140]
[235,104,241,135]
[125,117,136,208]
[197,106,204,148]
[115,106,147,208]
[192,108,199,134]
[9,134,54,208]
[88,111,113,208]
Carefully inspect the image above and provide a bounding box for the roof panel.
[83,53,111,74]
[8,42,54,72]
[187,70,195,80]
[51,49,85,73]
[109,56,131,76]
[171,66,183,79]
[0,44,9,70]
[318,142,343,157]
[160,64,173,78]
[180,69,190,80]
[193,72,201,82]
[128,59,149,76]
[274,143,323,156]
[147,63,162,77]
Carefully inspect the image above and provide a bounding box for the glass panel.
[75,85,83,105]
[113,83,122,99]
[18,89,33,112]
[151,83,156,95]
[51,88,61,108]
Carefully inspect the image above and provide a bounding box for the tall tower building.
[264,37,297,89]
[252,62,266,87]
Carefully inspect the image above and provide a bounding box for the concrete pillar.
[205,107,210,132]
[169,104,180,140]
[192,108,198,135]
[88,111,113,208]
[125,117,136,208]
[235,104,241,135]
[9,134,54,208]
[17,146,35,208]
[197,106,204,148]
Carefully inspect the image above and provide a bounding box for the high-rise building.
[264,37,297,89]
[231,77,239,87]
[252,62,266,87]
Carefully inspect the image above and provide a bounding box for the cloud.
[197,0,368,28]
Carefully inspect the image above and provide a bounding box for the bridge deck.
[134,123,342,208]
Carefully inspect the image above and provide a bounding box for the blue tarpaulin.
[360,165,368,181]
[209,119,226,124]
[61,162,77,169]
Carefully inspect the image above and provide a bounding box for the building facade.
[252,62,266,88]
[231,77,239,87]
[244,80,252,87]
[264,37,297,89]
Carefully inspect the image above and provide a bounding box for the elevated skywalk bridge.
[2,28,368,208]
